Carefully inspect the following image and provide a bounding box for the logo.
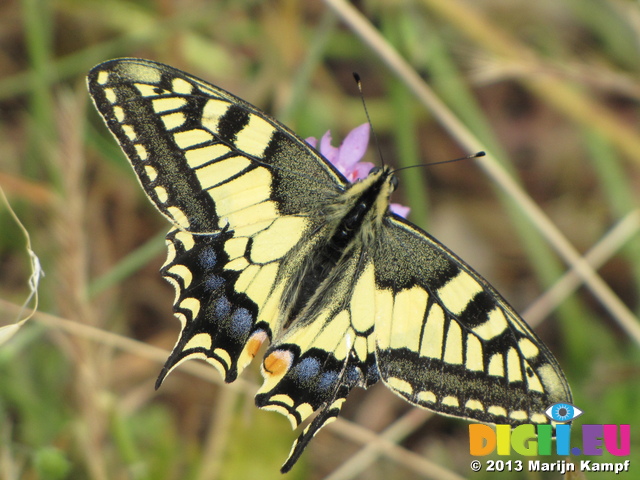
[469,403,630,457]
[545,403,583,423]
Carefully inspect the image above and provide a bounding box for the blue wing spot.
[317,370,339,392]
[345,365,361,387]
[215,296,231,318]
[199,247,217,269]
[204,274,225,291]
[291,357,321,387]
[229,307,253,336]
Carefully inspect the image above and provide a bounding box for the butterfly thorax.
[327,165,396,252]
[278,166,395,331]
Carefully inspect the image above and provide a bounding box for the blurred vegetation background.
[0,0,639,479]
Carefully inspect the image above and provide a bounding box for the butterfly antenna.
[353,72,385,167]
[430,150,485,166]
[391,151,486,174]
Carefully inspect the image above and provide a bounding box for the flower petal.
[306,126,409,218]
[336,123,370,170]
[319,130,338,164]
[390,203,410,218]
[349,161,374,181]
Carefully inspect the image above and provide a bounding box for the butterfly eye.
[369,166,382,175]
[544,403,583,422]
[390,175,399,191]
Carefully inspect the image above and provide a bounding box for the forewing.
[87,58,347,230]
[374,216,572,425]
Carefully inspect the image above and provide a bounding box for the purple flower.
[306,124,410,218]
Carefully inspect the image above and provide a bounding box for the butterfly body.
[88,58,571,472]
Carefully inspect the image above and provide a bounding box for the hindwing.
[255,248,380,472]
[373,216,572,424]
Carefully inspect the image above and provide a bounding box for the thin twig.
[525,210,640,326]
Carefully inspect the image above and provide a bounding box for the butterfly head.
[363,166,399,219]
[329,165,400,247]
[368,165,399,192]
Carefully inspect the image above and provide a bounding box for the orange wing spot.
[247,330,268,358]
[263,350,293,376]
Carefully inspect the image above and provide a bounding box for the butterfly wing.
[87,58,348,384]
[255,202,572,472]
[254,244,380,472]
[374,215,572,425]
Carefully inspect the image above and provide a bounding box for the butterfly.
[88,58,572,473]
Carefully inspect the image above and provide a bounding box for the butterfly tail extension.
[279,400,344,473]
